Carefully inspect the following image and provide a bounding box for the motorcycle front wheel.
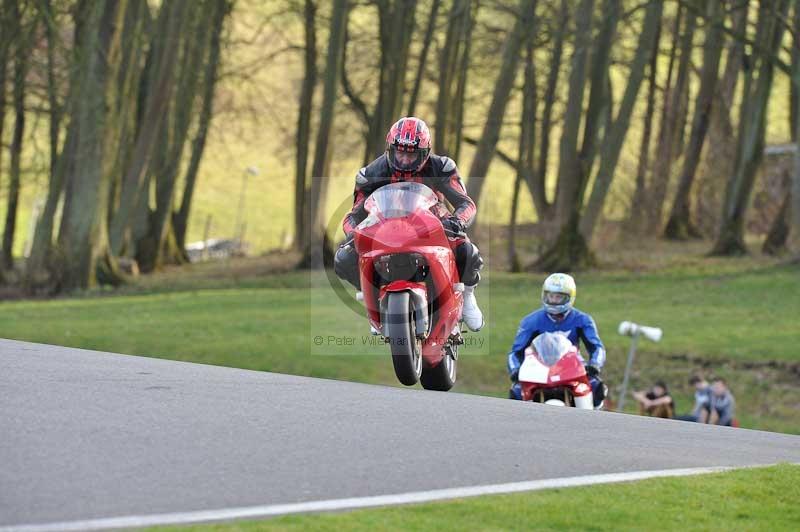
[385,291,422,386]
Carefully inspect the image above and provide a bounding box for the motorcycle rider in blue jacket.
[507,273,607,407]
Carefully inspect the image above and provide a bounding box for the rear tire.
[385,292,422,386]
[420,344,457,391]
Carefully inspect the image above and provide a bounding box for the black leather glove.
[584,364,600,378]
[442,217,465,237]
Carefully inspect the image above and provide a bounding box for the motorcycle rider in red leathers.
[334,116,484,331]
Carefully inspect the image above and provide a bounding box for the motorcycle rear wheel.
[385,291,422,386]
[420,344,457,391]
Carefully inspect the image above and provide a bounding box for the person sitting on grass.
[675,374,711,423]
[708,377,736,427]
[632,380,675,418]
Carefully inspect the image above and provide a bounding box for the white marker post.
[616,321,662,412]
[234,166,259,243]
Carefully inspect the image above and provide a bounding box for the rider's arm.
[507,318,537,378]
[577,314,606,369]
[436,158,477,229]
[342,168,370,237]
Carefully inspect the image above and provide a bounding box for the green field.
[0,245,798,433]
[148,464,800,531]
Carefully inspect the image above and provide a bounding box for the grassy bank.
[0,247,797,433]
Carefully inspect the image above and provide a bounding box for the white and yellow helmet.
[541,273,576,316]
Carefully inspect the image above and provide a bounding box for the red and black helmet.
[385,117,432,172]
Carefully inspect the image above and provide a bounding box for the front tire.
[385,292,422,386]
[420,344,457,391]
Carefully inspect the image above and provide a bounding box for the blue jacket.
[507,307,606,377]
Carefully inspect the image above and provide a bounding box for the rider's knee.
[508,382,522,400]
[334,242,360,289]
[455,242,483,286]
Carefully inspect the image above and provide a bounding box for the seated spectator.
[675,374,711,423]
[632,380,675,418]
[708,377,736,426]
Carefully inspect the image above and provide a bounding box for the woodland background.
[0,0,798,294]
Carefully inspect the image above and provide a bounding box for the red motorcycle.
[353,182,464,390]
[518,332,594,409]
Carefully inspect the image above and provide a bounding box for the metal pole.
[203,215,212,261]
[617,333,639,412]
[234,170,249,242]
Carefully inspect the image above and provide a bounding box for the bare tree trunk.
[435,0,465,155]
[712,1,790,256]
[0,1,13,220]
[138,4,214,272]
[363,0,417,161]
[108,0,187,256]
[533,0,596,272]
[406,0,441,117]
[25,0,111,290]
[793,5,799,146]
[107,0,150,232]
[763,183,790,255]
[647,6,696,234]
[293,0,317,252]
[695,0,747,237]
[508,172,523,273]
[576,0,620,175]
[530,0,568,222]
[519,22,537,207]
[434,0,473,157]
[510,27,538,272]
[450,0,476,163]
[26,78,79,290]
[174,0,230,254]
[41,0,63,187]
[135,1,228,272]
[791,114,800,261]
[2,1,32,270]
[625,7,663,234]
[663,0,724,240]
[465,0,535,216]
[300,0,348,268]
[580,0,664,242]
[56,1,123,291]
[788,5,800,260]
[552,0,619,228]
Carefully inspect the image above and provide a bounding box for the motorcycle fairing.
[353,183,463,370]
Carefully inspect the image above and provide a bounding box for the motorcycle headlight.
[373,253,427,282]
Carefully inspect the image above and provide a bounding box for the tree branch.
[463,135,518,171]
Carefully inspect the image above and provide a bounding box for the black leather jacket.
[342,153,477,235]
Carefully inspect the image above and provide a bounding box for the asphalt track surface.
[2,339,799,529]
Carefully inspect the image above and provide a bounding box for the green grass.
[0,254,798,433]
[148,464,800,531]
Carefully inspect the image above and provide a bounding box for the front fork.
[378,283,429,338]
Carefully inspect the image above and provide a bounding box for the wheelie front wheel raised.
[384,291,422,386]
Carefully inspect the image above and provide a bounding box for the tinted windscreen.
[364,182,438,219]
[532,333,573,366]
